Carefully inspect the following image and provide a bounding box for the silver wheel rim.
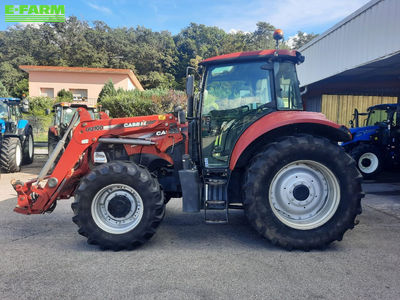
[358,152,378,174]
[15,143,22,167]
[91,184,144,234]
[269,160,340,230]
[28,135,33,158]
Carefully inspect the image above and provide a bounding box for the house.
[19,65,144,105]
[297,0,400,125]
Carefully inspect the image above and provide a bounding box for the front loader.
[12,30,363,250]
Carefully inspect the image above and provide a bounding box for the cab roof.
[200,49,303,65]
[0,97,21,102]
[53,101,96,108]
[368,103,398,111]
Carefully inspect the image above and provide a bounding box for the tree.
[290,31,319,50]
[12,78,29,98]
[0,81,8,97]
[98,79,117,102]
[57,89,73,101]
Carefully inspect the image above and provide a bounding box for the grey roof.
[296,0,400,86]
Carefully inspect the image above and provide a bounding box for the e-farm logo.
[5,5,65,22]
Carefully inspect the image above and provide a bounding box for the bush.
[24,96,55,140]
[101,89,186,118]
[57,89,73,101]
[98,79,117,102]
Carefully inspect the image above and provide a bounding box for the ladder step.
[206,200,226,210]
[205,179,227,185]
[205,219,228,224]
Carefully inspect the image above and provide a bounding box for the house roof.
[19,65,144,91]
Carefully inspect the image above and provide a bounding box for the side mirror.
[186,75,194,119]
[186,75,194,98]
[21,99,29,113]
[45,108,51,115]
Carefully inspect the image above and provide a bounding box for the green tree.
[12,78,29,98]
[0,81,8,97]
[98,79,117,102]
[57,89,73,101]
[291,31,319,49]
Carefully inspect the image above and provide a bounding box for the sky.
[0,0,371,37]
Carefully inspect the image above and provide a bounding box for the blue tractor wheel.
[350,144,382,179]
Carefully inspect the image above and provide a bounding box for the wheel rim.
[28,135,33,158]
[358,152,378,174]
[269,160,340,230]
[15,143,22,167]
[91,184,144,234]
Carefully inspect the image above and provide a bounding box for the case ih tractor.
[0,97,34,172]
[12,31,363,251]
[343,103,400,178]
[47,102,108,156]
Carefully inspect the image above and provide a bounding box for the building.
[297,0,400,126]
[19,65,144,105]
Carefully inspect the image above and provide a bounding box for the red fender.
[229,111,344,170]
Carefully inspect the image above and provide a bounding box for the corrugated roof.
[19,65,144,90]
[296,0,400,87]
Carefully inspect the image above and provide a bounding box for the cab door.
[200,61,274,168]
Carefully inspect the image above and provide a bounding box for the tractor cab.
[0,97,29,134]
[47,102,108,156]
[197,51,304,168]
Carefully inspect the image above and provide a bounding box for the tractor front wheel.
[350,144,382,179]
[22,131,34,164]
[0,137,22,173]
[244,135,363,250]
[72,161,165,250]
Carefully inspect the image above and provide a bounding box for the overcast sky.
[1,0,371,36]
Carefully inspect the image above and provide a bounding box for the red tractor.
[12,31,363,250]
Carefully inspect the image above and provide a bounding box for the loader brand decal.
[5,5,66,22]
[156,130,167,136]
[123,120,155,128]
[85,125,104,132]
[124,121,148,128]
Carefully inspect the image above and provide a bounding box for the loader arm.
[13,108,179,215]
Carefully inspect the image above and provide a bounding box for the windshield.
[274,62,302,110]
[203,61,273,115]
[0,102,8,119]
[201,61,274,168]
[367,108,395,126]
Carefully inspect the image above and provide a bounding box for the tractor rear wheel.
[0,137,22,173]
[22,131,34,164]
[72,161,165,250]
[350,144,382,179]
[243,135,363,250]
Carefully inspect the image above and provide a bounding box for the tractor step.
[204,178,228,224]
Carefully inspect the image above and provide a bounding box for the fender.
[17,120,28,130]
[229,111,351,170]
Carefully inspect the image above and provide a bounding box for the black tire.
[350,144,382,179]
[72,161,165,250]
[0,137,22,173]
[243,135,363,250]
[22,129,34,164]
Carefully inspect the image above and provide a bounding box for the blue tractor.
[342,103,400,178]
[0,98,34,172]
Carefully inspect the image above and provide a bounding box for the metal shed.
[296,0,400,124]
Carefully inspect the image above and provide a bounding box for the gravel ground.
[0,154,399,299]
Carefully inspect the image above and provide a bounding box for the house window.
[40,88,54,98]
[69,89,88,100]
